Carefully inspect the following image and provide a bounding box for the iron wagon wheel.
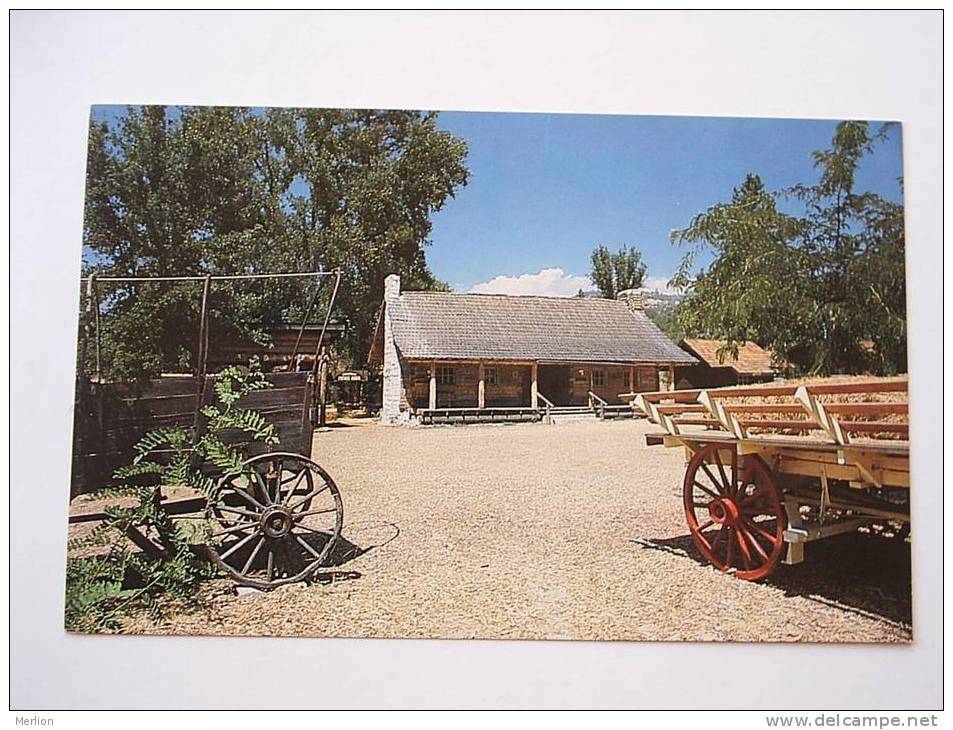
[682,443,786,581]
[205,452,344,589]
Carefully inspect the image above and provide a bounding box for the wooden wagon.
[626,377,909,580]
[68,270,346,589]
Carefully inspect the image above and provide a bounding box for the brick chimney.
[616,288,645,312]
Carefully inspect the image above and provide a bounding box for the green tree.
[589,244,647,299]
[82,106,469,379]
[671,122,905,375]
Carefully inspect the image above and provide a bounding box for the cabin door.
[537,364,571,406]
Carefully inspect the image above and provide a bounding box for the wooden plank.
[234,387,307,409]
[804,377,908,395]
[636,389,704,403]
[109,376,201,399]
[656,404,707,414]
[839,420,909,435]
[262,372,311,388]
[723,403,804,414]
[825,402,908,415]
[707,385,799,398]
[773,456,909,488]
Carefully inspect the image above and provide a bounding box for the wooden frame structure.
[626,377,910,579]
[69,270,347,590]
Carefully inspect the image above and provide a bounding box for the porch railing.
[588,391,608,419]
[536,392,554,423]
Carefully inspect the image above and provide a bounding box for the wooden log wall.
[569,365,659,404]
[71,372,313,498]
[405,362,532,409]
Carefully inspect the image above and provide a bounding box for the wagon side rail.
[620,376,909,447]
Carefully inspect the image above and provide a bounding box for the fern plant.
[66,359,281,632]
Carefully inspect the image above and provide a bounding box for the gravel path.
[121,418,912,642]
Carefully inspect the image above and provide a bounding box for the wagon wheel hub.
[261,506,295,538]
[708,498,740,525]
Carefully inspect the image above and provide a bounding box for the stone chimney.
[381,274,405,425]
[616,288,645,312]
[384,273,401,304]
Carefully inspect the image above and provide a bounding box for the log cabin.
[368,274,696,424]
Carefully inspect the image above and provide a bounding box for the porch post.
[429,360,437,409]
[478,362,486,409]
[667,364,676,391]
[530,362,538,408]
[630,364,637,395]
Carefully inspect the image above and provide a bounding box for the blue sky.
[89,106,904,295]
[430,111,903,294]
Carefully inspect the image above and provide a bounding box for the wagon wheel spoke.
[713,449,732,496]
[219,530,259,561]
[224,476,268,511]
[294,534,325,561]
[710,525,727,555]
[741,515,782,547]
[699,462,728,496]
[282,469,309,504]
[216,505,261,520]
[293,522,334,537]
[738,525,771,563]
[725,527,736,571]
[733,512,754,569]
[693,481,720,501]
[241,537,266,575]
[695,523,722,553]
[288,483,331,512]
[295,507,340,519]
[266,547,275,582]
[269,457,284,504]
[252,469,273,506]
[211,520,259,540]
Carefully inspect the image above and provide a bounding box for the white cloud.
[641,276,678,295]
[465,268,679,298]
[467,268,592,297]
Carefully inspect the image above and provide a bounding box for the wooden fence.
[71,372,314,498]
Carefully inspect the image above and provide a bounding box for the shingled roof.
[680,338,776,376]
[371,290,696,365]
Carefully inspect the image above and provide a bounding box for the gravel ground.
[117,418,912,642]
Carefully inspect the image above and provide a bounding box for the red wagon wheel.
[682,443,786,581]
[205,452,344,589]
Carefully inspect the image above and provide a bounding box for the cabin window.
[592,370,605,387]
[623,370,631,389]
[437,366,455,385]
[485,367,498,386]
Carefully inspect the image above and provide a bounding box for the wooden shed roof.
[679,338,776,376]
[371,291,696,365]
